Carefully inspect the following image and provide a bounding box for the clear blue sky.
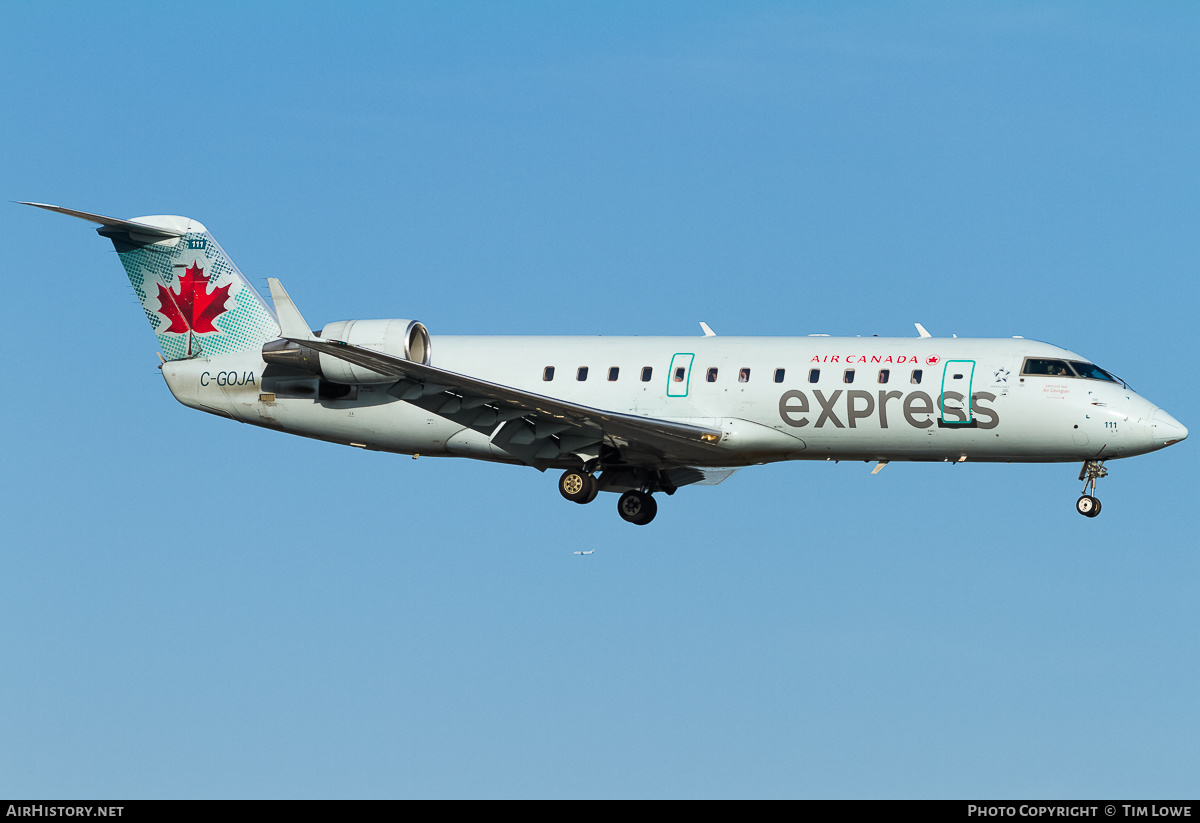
[2,1,1197,798]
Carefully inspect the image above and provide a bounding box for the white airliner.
[26,203,1188,524]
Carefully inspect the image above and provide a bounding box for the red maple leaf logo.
[157,262,230,337]
[926,355,941,366]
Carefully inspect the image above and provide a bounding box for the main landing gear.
[1076,459,1108,518]
[558,468,599,505]
[616,490,657,526]
[558,468,661,525]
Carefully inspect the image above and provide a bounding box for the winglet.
[699,322,716,337]
[267,278,315,340]
[914,323,932,338]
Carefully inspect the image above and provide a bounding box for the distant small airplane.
[573,550,595,556]
[26,203,1187,524]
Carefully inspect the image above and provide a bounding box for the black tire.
[617,490,657,525]
[638,494,658,524]
[580,475,600,504]
[559,470,597,504]
[1076,495,1101,517]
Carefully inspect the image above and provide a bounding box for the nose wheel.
[1076,460,1107,518]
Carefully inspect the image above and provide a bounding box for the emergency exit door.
[940,360,975,425]
[667,353,694,397]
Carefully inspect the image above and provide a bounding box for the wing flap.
[666,466,740,486]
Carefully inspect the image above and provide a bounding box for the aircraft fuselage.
[161,334,1181,467]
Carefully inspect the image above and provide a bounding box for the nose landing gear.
[1076,494,1101,517]
[1076,460,1107,518]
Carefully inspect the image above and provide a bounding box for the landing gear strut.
[1076,460,1107,518]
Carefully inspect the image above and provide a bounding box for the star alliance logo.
[994,368,1010,383]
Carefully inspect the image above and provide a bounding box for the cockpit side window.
[1069,361,1119,383]
[1022,358,1075,377]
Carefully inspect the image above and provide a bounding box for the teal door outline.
[667,353,695,397]
[940,360,975,425]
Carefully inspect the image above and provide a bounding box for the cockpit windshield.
[1020,357,1130,389]
[1022,358,1074,377]
[1068,361,1119,383]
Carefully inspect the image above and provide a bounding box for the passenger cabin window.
[1023,358,1073,377]
[674,367,686,383]
[911,369,923,384]
[641,366,653,382]
[878,369,890,384]
[774,368,785,383]
[843,369,855,384]
[706,367,718,383]
[543,366,555,381]
[608,367,619,382]
[577,367,589,381]
[738,368,750,383]
[808,368,820,383]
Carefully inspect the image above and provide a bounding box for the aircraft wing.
[265,276,728,468]
[291,335,727,467]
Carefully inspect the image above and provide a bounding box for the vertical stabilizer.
[23,203,280,360]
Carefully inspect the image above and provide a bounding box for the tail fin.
[23,203,280,361]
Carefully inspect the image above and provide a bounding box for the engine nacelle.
[262,318,431,385]
[317,319,431,384]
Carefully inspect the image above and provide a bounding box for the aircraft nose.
[1151,408,1188,446]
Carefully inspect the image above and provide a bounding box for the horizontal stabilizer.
[20,202,185,238]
